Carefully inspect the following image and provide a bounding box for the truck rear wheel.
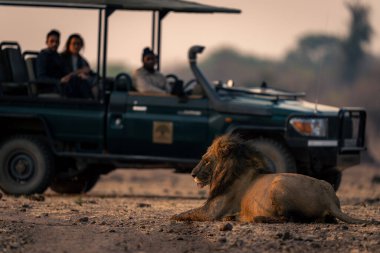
[250,138,296,173]
[0,136,53,195]
[50,172,99,194]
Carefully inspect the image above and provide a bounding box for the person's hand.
[78,72,89,80]
[77,67,91,75]
[60,73,72,84]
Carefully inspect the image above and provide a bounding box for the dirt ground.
[1,164,379,253]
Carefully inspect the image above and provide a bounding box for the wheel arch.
[0,114,56,152]
[0,114,52,140]
[226,126,288,146]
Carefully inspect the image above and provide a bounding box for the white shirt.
[132,67,169,93]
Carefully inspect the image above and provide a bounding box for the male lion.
[171,134,366,224]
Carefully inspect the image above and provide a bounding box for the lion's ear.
[212,134,242,159]
[218,140,239,158]
[218,143,231,157]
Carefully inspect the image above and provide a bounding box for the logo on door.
[153,121,173,144]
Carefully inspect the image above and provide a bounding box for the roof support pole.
[102,7,115,79]
[157,10,168,71]
[151,11,156,52]
[96,8,103,78]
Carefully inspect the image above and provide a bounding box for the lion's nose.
[191,172,196,178]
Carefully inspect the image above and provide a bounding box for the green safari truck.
[0,0,366,195]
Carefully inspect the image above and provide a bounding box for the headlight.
[289,118,328,137]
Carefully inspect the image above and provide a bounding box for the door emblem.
[153,121,173,144]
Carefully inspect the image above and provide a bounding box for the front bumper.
[286,108,366,173]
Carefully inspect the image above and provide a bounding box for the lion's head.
[192,134,269,198]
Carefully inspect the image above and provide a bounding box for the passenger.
[36,29,72,92]
[61,33,97,99]
[132,47,170,94]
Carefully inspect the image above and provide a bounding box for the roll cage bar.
[0,0,240,77]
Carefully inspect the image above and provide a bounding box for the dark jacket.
[36,49,67,83]
[60,52,90,73]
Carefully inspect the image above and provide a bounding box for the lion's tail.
[329,205,367,224]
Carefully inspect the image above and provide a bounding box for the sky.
[1,0,380,72]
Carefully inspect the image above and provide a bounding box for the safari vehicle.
[0,0,366,195]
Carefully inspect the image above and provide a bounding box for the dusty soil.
[1,164,379,253]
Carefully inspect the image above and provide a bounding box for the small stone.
[28,194,45,202]
[177,237,184,240]
[137,203,151,208]
[311,243,321,248]
[78,217,89,223]
[218,237,227,243]
[219,222,233,231]
[233,240,244,248]
[281,231,292,240]
[109,229,116,233]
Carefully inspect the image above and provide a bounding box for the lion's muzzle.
[194,177,208,188]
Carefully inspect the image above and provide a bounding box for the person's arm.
[75,56,91,75]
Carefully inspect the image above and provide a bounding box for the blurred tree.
[285,34,342,68]
[342,2,373,83]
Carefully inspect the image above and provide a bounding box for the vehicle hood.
[222,95,339,116]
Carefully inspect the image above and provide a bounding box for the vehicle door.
[107,92,210,160]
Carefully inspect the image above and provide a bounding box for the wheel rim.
[8,153,35,182]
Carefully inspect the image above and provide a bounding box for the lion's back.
[240,173,339,221]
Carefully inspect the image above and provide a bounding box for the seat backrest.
[0,55,7,83]
[114,72,135,92]
[0,41,29,83]
[23,51,39,82]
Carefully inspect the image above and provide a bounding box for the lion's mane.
[205,134,269,198]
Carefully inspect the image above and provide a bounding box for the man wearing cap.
[132,47,169,93]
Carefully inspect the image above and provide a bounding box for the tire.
[0,136,53,195]
[320,169,342,191]
[249,138,296,173]
[50,172,100,194]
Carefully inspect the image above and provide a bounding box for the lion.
[171,134,367,224]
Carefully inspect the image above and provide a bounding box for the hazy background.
[1,0,380,69]
[1,0,380,162]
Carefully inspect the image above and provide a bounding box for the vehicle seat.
[114,72,135,92]
[22,50,60,98]
[23,51,39,82]
[0,41,31,96]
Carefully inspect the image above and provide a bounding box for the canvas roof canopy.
[0,0,241,13]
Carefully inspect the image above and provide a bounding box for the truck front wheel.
[320,168,342,191]
[249,138,296,173]
[0,136,53,195]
